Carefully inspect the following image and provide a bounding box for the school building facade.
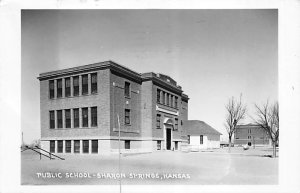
[38,61,189,155]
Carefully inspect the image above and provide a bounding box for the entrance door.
[166,128,171,150]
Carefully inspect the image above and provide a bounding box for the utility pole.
[117,114,122,193]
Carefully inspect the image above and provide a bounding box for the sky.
[21,9,278,143]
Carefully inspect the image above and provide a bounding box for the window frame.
[124,81,131,98]
[200,135,203,145]
[57,140,63,153]
[49,111,55,129]
[82,140,89,153]
[49,80,55,99]
[91,73,98,94]
[82,74,88,95]
[91,107,97,127]
[125,140,130,149]
[74,140,80,153]
[156,114,161,129]
[174,118,178,131]
[73,76,79,96]
[73,108,79,128]
[92,140,98,153]
[65,77,71,97]
[65,109,71,128]
[50,140,55,153]
[125,109,131,125]
[65,140,71,153]
[157,140,161,150]
[56,79,63,98]
[57,110,63,128]
[82,107,88,127]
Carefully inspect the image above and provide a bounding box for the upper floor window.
[124,82,130,98]
[57,110,62,128]
[170,96,174,107]
[65,109,71,128]
[91,73,97,94]
[50,140,55,153]
[57,79,62,98]
[91,107,97,127]
[82,107,88,127]
[49,111,55,129]
[200,135,203,144]
[175,97,178,108]
[82,75,88,95]
[73,76,79,96]
[166,93,170,106]
[125,109,130,125]
[156,114,161,128]
[174,118,178,131]
[49,80,54,99]
[157,89,161,103]
[73,108,79,128]
[65,78,71,97]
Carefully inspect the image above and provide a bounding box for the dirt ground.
[21,147,278,185]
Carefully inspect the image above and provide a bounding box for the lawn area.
[21,147,278,185]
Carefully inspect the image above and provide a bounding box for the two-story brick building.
[234,124,271,147]
[37,61,189,154]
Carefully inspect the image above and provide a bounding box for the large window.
[92,140,98,153]
[65,109,71,128]
[49,80,54,99]
[49,111,55,129]
[125,140,130,149]
[156,114,161,128]
[65,140,71,153]
[73,76,79,96]
[74,140,80,153]
[124,82,130,98]
[50,140,55,153]
[170,96,174,107]
[57,140,63,153]
[82,108,88,127]
[175,97,178,108]
[57,79,62,98]
[65,78,71,97]
[174,118,178,131]
[57,110,62,128]
[200,135,203,144]
[91,107,97,127]
[157,89,161,103]
[83,140,89,153]
[91,73,97,94]
[82,75,88,95]
[166,93,169,106]
[73,108,79,128]
[125,109,130,125]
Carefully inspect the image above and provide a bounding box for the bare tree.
[224,95,247,152]
[253,101,279,157]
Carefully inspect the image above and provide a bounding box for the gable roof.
[184,120,222,136]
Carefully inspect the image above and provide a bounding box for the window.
[174,118,178,131]
[125,140,130,149]
[157,89,161,103]
[156,114,161,128]
[175,141,178,150]
[157,140,161,150]
[50,140,55,153]
[49,111,55,129]
[124,82,130,98]
[163,92,166,104]
[248,136,251,139]
[57,79,62,98]
[73,76,79,96]
[187,135,190,144]
[200,135,203,144]
[125,109,130,125]
[65,78,71,97]
[91,73,97,94]
[92,140,98,153]
[166,93,169,106]
[74,140,80,153]
[170,96,173,107]
[49,80,54,99]
[57,140,63,153]
[65,109,71,128]
[73,108,79,128]
[91,107,97,127]
[175,97,178,108]
[57,110,62,128]
[83,140,89,153]
[82,75,88,95]
[65,140,71,153]
[82,108,88,127]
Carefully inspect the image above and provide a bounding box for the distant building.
[183,120,222,149]
[37,61,189,155]
[234,124,271,147]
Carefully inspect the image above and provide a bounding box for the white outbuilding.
[183,120,222,150]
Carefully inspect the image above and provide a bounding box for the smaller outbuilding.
[183,120,222,150]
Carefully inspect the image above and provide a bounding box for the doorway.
[166,128,171,150]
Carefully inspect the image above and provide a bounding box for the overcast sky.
[21,9,277,143]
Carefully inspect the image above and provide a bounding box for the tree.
[253,101,279,157]
[224,95,247,152]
